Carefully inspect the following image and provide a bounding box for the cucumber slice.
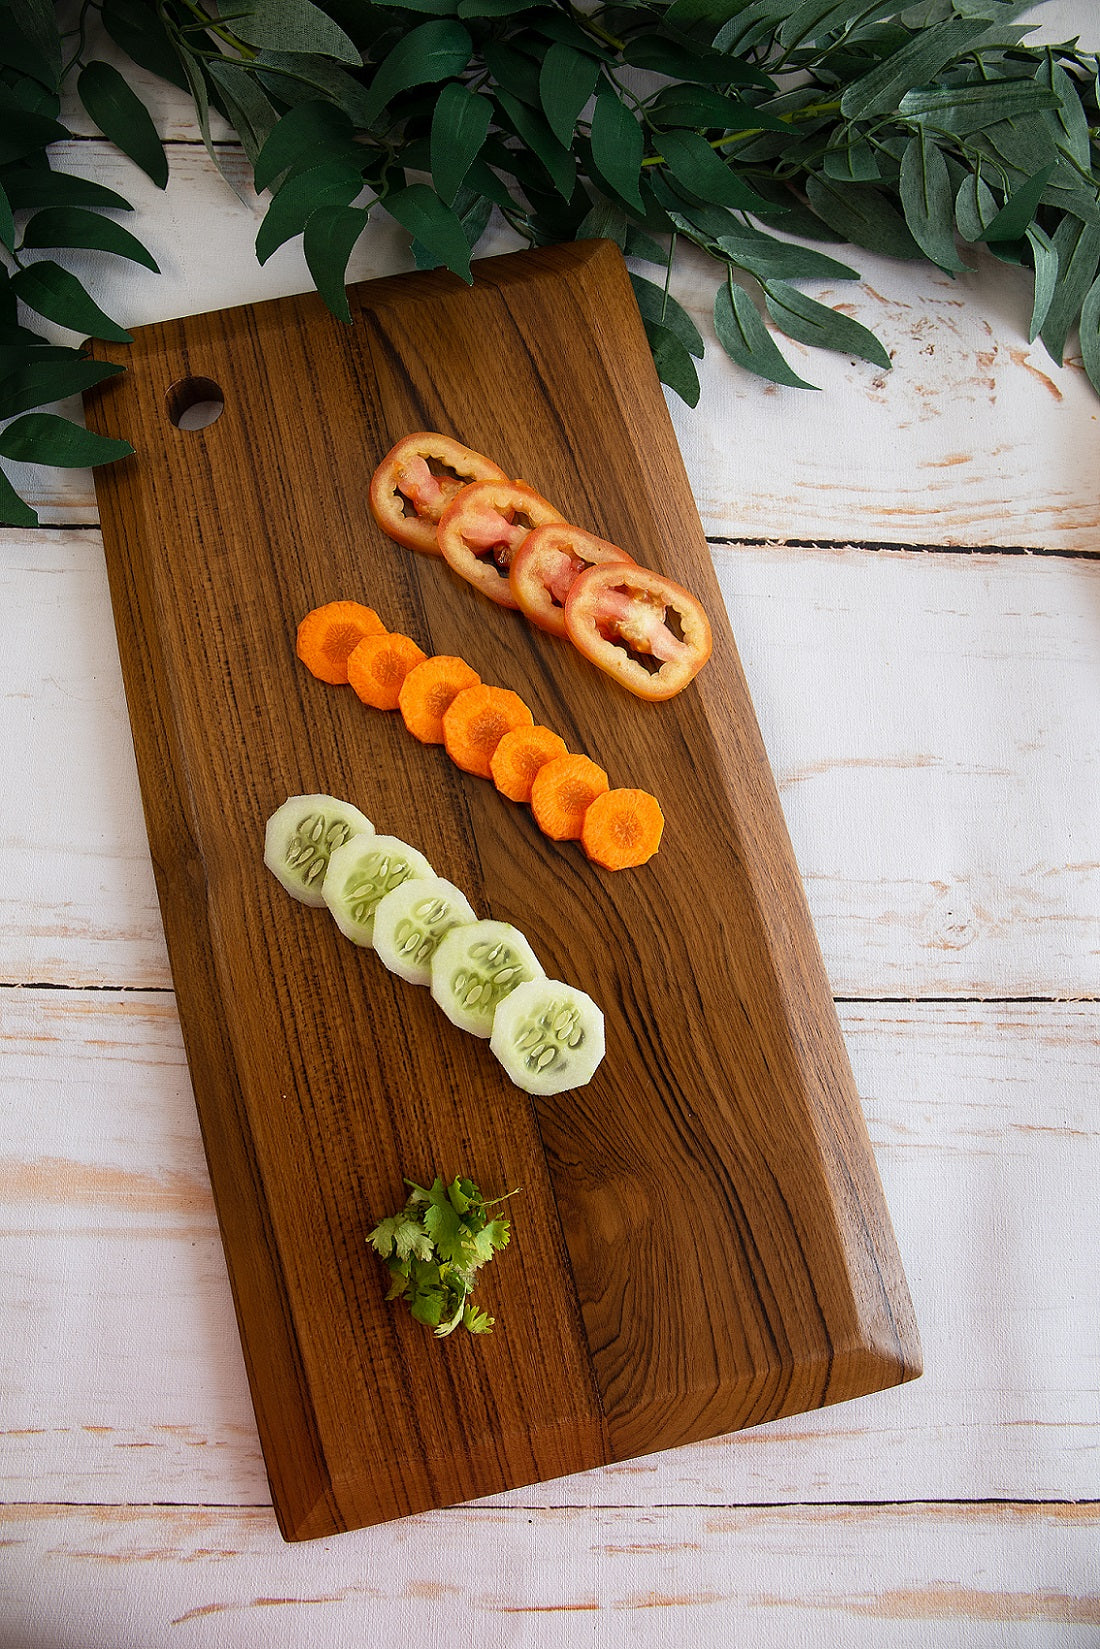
[322,833,435,946]
[264,794,375,908]
[489,978,605,1095]
[430,919,544,1038]
[373,875,478,987]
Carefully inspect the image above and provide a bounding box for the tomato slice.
[564,564,713,701]
[437,479,565,608]
[369,433,508,555]
[509,522,634,637]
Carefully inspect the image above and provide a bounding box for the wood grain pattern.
[83,239,919,1539]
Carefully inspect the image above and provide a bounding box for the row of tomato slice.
[368,432,713,704]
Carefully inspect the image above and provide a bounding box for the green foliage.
[3,1,1100,524]
[368,1175,515,1337]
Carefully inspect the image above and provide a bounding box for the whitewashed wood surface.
[2,6,1098,1643]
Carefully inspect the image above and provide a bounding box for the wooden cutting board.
[85,238,920,1542]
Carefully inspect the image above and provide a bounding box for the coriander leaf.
[76,61,168,188]
[714,275,819,390]
[0,412,133,467]
[462,1304,495,1334]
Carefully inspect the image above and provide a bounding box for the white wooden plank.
[0,1502,1096,1649]
[2,990,1096,1507]
[2,532,1096,996]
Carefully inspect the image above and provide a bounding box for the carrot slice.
[581,787,664,869]
[530,753,609,841]
[296,600,386,685]
[346,631,428,710]
[398,654,481,744]
[490,724,569,803]
[442,684,534,778]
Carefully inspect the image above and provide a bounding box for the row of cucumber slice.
[263,794,605,1096]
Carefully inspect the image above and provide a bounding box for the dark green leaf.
[205,61,281,165]
[253,101,356,194]
[656,128,769,212]
[101,0,189,92]
[230,0,361,63]
[539,43,600,149]
[1079,272,1100,398]
[0,104,69,166]
[822,135,881,182]
[589,83,645,214]
[0,411,133,468]
[76,62,168,189]
[302,204,370,323]
[763,280,892,368]
[805,176,924,260]
[841,17,1022,121]
[459,0,542,15]
[630,273,705,358]
[899,131,969,271]
[256,158,364,264]
[714,275,819,389]
[778,0,901,50]
[21,206,160,272]
[1040,215,1100,365]
[715,226,862,283]
[643,319,701,406]
[0,356,124,421]
[623,33,773,89]
[431,83,492,206]
[0,20,59,92]
[360,20,473,127]
[0,465,38,527]
[0,179,12,252]
[254,50,378,128]
[384,183,473,282]
[954,170,999,241]
[646,85,789,133]
[10,262,132,344]
[5,0,61,87]
[897,77,1060,137]
[979,163,1055,243]
[464,157,521,213]
[372,0,457,11]
[1041,58,1092,172]
[495,91,576,199]
[0,167,133,213]
[1026,222,1058,342]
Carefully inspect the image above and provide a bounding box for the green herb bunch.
[2,0,1100,524]
[369,1175,515,1336]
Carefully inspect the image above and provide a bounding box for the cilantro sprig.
[368,1175,516,1338]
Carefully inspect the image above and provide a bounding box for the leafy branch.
[2,0,1100,524]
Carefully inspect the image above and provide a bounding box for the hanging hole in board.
[166,376,225,431]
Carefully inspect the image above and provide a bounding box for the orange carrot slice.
[442,684,534,778]
[296,600,386,685]
[346,631,428,710]
[490,724,570,803]
[530,753,609,841]
[398,654,481,744]
[581,787,664,869]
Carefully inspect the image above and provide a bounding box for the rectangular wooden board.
[85,239,920,1541]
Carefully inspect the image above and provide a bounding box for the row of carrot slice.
[295,600,664,871]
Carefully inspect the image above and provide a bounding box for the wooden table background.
[2,4,1097,1642]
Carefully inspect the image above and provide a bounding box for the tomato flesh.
[509,523,634,636]
[369,433,508,555]
[564,565,712,701]
[438,480,565,608]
